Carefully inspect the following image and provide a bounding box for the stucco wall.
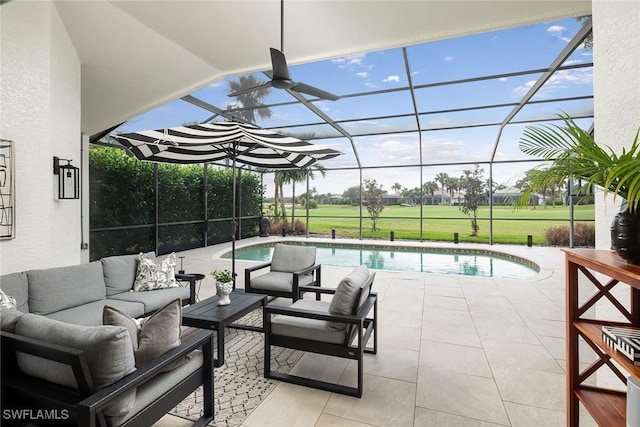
[593,0,640,249]
[0,1,82,274]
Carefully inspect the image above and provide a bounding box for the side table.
[176,273,206,304]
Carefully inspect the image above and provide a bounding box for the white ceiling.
[52,0,591,136]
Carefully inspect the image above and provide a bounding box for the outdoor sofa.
[0,253,213,427]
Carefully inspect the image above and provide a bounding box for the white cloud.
[444,56,454,62]
[564,59,583,65]
[499,77,508,82]
[547,25,566,35]
[512,68,593,97]
[332,54,366,70]
[383,75,400,83]
[356,71,369,78]
[512,80,536,97]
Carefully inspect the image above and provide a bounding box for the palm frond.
[515,114,640,214]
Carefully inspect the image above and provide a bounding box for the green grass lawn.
[281,204,595,245]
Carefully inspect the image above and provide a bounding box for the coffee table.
[182,291,267,367]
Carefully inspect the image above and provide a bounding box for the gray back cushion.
[27,261,106,315]
[271,244,316,273]
[15,313,136,416]
[0,271,29,312]
[328,265,372,330]
[102,253,154,296]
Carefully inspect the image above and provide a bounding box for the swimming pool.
[226,243,539,279]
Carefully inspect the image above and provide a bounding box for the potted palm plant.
[515,114,640,264]
[210,269,233,305]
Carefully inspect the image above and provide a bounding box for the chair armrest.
[245,261,272,274]
[292,263,321,276]
[298,285,336,296]
[292,264,322,301]
[265,302,367,326]
[1,331,95,394]
[76,329,214,417]
[245,261,273,293]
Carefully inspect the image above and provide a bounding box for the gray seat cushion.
[271,244,316,273]
[0,271,29,312]
[27,261,107,315]
[45,299,145,326]
[250,271,314,293]
[109,287,189,314]
[106,349,203,427]
[15,314,136,417]
[271,300,346,344]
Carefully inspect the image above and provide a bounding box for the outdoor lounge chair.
[263,265,377,397]
[245,243,321,301]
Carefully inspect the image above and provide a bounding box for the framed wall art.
[0,139,15,239]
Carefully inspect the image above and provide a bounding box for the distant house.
[422,189,449,205]
[415,189,451,206]
[382,194,400,205]
[492,187,523,205]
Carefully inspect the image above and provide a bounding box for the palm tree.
[227,75,272,122]
[274,164,327,222]
[391,182,402,195]
[449,176,460,205]
[422,180,438,205]
[434,172,449,205]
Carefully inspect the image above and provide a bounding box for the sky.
[115,16,593,198]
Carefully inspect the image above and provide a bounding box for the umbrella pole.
[231,144,237,289]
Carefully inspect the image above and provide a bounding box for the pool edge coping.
[213,237,545,280]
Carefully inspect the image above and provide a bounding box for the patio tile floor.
[153,237,604,426]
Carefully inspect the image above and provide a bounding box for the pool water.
[228,244,539,279]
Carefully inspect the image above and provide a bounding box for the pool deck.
[157,236,600,426]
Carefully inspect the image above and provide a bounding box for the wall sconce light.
[53,156,79,199]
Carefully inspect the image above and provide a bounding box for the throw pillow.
[103,299,184,370]
[132,252,178,292]
[0,288,17,310]
[328,265,371,330]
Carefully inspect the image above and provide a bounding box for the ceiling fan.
[227,0,340,101]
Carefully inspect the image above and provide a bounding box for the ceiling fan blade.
[270,48,291,81]
[227,81,273,97]
[291,82,341,101]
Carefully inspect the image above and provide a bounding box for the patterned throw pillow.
[0,288,17,310]
[132,252,178,292]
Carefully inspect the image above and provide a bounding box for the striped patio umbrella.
[111,121,341,286]
[112,121,340,167]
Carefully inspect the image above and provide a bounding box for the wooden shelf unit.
[563,249,640,427]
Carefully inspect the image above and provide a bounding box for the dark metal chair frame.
[245,262,322,302]
[1,329,214,427]
[263,276,377,398]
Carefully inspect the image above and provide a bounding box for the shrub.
[544,223,595,247]
[574,222,596,247]
[270,219,289,236]
[293,219,306,235]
